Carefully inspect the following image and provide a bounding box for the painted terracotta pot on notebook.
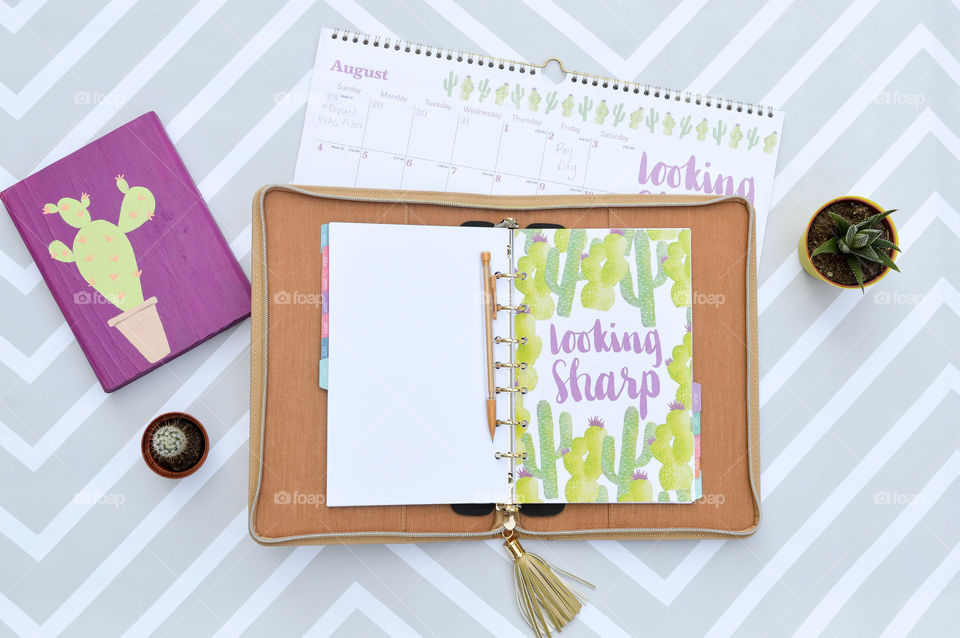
[141,412,209,479]
[798,196,899,290]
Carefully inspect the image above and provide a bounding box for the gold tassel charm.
[503,530,595,637]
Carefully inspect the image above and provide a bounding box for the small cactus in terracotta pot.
[141,412,208,478]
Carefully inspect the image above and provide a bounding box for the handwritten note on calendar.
[295,29,785,254]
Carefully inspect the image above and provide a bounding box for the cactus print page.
[324,222,515,507]
[511,228,698,504]
[295,28,784,257]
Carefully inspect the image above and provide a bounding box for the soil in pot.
[806,199,893,286]
[144,414,207,475]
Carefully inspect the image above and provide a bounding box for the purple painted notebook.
[1,112,250,392]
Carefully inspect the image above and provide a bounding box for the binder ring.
[495,361,527,370]
[496,304,528,313]
[495,336,527,345]
[495,452,527,460]
[496,386,527,394]
[496,419,528,427]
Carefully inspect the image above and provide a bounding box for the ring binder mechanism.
[481,219,532,518]
[496,304,528,314]
[496,386,527,394]
[330,28,776,118]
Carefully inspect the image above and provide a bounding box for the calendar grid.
[398,105,418,187]
[314,137,628,195]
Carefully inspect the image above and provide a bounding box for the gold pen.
[481,252,496,441]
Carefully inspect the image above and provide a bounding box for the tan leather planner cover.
[249,185,760,544]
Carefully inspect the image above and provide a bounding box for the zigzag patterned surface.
[1,1,958,636]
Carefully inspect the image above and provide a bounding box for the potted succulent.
[798,196,900,291]
[141,412,209,478]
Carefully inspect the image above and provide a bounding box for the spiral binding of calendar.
[329,27,774,118]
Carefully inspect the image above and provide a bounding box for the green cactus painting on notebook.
[746,126,760,150]
[629,107,643,129]
[44,175,169,363]
[45,176,155,313]
[561,94,575,116]
[678,115,693,139]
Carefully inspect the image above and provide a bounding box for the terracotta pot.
[108,296,171,363]
[798,196,899,289]
[141,412,209,479]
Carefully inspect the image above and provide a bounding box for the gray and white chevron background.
[1,0,958,636]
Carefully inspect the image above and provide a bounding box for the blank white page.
[326,222,513,506]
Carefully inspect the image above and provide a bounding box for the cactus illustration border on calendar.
[511,227,696,503]
[436,74,778,152]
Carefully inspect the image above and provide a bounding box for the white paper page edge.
[325,222,513,506]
